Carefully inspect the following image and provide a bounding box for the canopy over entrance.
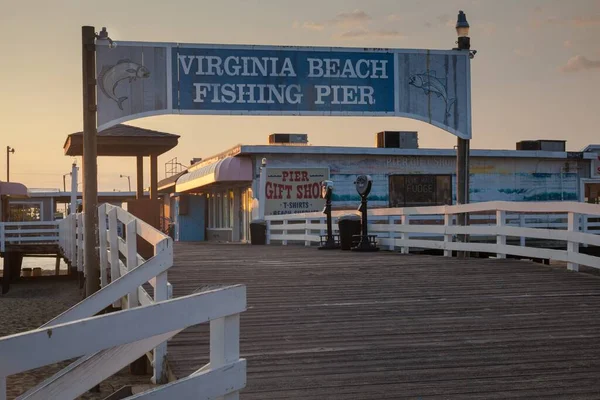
[1,181,28,222]
[176,157,252,193]
[0,181,28,198]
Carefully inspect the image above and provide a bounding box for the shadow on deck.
[167,243,600,399]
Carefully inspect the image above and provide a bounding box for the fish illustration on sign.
[98,60,150,110]
[409,71,456,117]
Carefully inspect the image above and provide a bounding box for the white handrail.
[266,201,600,271]
[0,203,247,400]
[60,203,175,383]
[0,286,247,400]
[0,221,60,251]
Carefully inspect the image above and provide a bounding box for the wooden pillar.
[55,255,61,276]
[82,25,100,297]
[150,154,158,200]
[136,156,144,199]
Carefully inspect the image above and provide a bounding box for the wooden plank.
[165,243,600,399]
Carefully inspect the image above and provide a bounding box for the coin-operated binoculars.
[318,180,339,250]
[352,175,379,252]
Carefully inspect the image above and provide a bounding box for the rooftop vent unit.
[516,140,566,152]
[376,131,418,149]
[268,133,309,145]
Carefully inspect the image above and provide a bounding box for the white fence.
[0,204,247,400]
[0,221,59,252]
[265,201,600,271]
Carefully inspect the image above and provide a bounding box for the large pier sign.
[96,43,471,139]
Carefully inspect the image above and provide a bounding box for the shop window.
[229,190,235,228]
[389,175,452,207]
[207,191,235,229]
[9,202,42,222]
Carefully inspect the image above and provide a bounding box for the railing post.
[152,238,171,384]
[265,220,271,245]
[443,213,452,257]
[98,205,108,288]
[400,215,409,254]
[0,223,4,253]
[496,210,506,259]
[107,209,121,309]
[125,220,139,308]
[387,216,395,251]
[567,212,579,272]
[319,217,325,236]
[210,314,241,400]
[519,214,526,247]
[70,215,77,272]
[305,218,311,247]
[281,219,288,246]
[77,214,84,274]
[582,215,589,248]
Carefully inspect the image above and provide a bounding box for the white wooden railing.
[265,201,600,271]
[0,221,60,252]
[0,203,247,400]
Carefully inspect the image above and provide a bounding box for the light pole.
[120,174,131,192]
[62,173,71,192]
[454,10,474,258]
[6,146,15,182]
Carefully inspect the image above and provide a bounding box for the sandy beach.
[0,279,151,399]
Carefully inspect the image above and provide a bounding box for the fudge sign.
[96,42,471,139]
[264,168,330,216]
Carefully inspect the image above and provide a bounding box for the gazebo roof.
[64,124,180,157]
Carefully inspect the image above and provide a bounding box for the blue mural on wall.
[262,154,581,208]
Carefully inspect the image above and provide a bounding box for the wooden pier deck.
[167,243,600,399]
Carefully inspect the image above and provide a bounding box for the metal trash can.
[250,219,267,245]
[338,214,361,250]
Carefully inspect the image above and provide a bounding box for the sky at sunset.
[1,0,599,191]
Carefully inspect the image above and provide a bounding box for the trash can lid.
[338,214,361,221]
[251,218,266,225]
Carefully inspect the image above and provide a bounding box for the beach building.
[158,132,600,243]
[0,181,28,222]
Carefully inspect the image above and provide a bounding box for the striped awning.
[176,157,252,193]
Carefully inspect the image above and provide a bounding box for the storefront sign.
[592,154,600,178]
[96,42,471,139]
[264,168,329,215]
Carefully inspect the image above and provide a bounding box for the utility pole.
[82,26,100,296]
[6,146,15,182]
[455,10,472,258]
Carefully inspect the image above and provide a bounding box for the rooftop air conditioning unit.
[376,131,418,149]
[268,133,309,145]
[516,140,566,152]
